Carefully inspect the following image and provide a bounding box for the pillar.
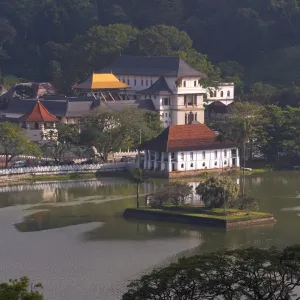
[161,152,164,171]
[147,150,151,169]
[236,148,240,167]
[144,150,147,169]
[168,152,172,172]
[154,152,158,170]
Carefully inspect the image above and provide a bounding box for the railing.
[0,162,137,176]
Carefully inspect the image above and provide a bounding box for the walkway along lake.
[0,172,300,300]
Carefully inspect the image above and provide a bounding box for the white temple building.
[138,123,240,178]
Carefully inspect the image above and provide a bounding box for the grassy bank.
[123,206,275,229]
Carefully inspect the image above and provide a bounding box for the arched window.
[227,90,230,97]
[183,81,186,87]
[181,164,184,168]
[210,91,213,98]
[221,91,224,97]
[214,91,217,97]
[190,163,194,168]
[194,81,197,87]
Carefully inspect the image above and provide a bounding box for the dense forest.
[1,0,300,104]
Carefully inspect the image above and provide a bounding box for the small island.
[124,173,275,229]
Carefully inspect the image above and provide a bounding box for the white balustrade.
[0,162,137,176]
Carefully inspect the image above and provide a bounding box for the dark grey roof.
[100,55,206,77]
[98,99,157,113]
[66,101,93,117]
[1,97,96,119]
[138,99,157,112]
[138,76,173,95]
[1,99,68,117]
[98,100,139,112]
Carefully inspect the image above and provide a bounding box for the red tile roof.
[139,124,235,152]
[20,101,58,122]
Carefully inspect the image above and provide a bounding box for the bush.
[148,182,193,208]
[196,176,239,209]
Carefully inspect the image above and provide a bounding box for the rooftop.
[100,55,207,77]
[138,76,173,95]
[139,124,235,152]
[20,101,58,122]
[0,82,57,99]
[74,73,130,90]
[1,98,94,118]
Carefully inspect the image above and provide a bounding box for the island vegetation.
[123,175,275,229]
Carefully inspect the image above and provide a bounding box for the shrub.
[196,176,239,209]
[148,182,193,208]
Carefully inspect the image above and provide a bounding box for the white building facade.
[141,148,239,173]
[100,56,234,127]
[138,123,240,178]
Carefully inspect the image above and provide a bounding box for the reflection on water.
[0,172,300,300]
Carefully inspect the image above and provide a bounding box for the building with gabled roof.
[19,101,58,142]
[74,73,130,101]
[99,55,235,128]
[138,123,239,178]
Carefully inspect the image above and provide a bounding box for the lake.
[0,172,299,300]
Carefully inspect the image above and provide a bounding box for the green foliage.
[79,107,162,162]
[0,276,43,300]
[148,182,193,208]
[0,122,41,167]
[196,176,239,209]
[3,0,300,95]
[129,168,147,184]
[250,82,278,104]
[122,245,300,300]
[259,105,300,162]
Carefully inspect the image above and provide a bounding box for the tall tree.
[0,122,40,167]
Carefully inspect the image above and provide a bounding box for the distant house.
[19,101,58,142]
[204,101,230,122]
[99,55,235,127]
[138,123,239,178]
[0,82,57,100]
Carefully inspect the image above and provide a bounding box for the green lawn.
[137,207,271,221]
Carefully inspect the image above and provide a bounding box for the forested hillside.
[1,0,300,103]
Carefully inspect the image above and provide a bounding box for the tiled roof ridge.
[21,101,58,122]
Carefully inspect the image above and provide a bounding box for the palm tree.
[129,168,148,208]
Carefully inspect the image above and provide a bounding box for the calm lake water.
[0,172,300,300]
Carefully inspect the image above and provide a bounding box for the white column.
[236,148,240,167]
[154,152,158,170]
[144,150,147,169]
[161,152,164,171]
[148,151,151,169]
[168,152,172,172]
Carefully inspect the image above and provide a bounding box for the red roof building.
[19,101,58,142]
[20,101,58,123]
[138,124,239,178]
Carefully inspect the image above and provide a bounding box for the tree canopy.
[122,245,300,300]
[2,0,300,98]
[0,122,40,167]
